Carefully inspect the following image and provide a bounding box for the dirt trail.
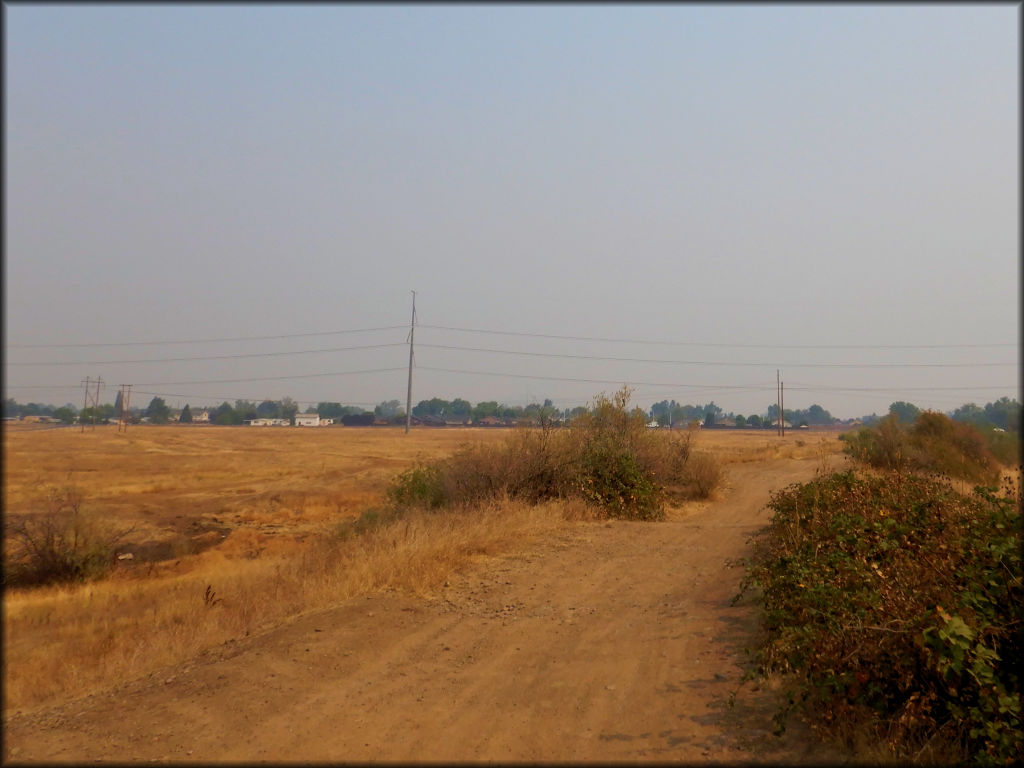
[4,456,846,763]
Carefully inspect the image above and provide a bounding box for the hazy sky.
[4,4,1019,419]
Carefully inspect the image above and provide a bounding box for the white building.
[248,418,289,426]
[294,413,321,427]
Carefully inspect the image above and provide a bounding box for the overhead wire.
[417,324,1016,350]
[4,318,1018,412]
[132,366,409,387]
[5,325,408,348]
[416,343,1015,369]
[6,321,1014,350]
[7,342,407,366]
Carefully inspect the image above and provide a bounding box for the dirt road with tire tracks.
[4,455,848,763]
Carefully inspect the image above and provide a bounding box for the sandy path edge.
[4,456,849,763]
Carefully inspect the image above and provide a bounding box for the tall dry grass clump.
[389,387,723,520]
[5,483,135,587]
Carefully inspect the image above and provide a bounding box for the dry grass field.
[3,423,843,714]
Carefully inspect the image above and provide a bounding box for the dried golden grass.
[4,496,568,713]
[697,430,845,465]
[3,425,843,714]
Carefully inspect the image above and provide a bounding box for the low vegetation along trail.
[4,455,844,763]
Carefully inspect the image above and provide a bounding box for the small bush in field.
[386,387,722,520]
[5,485,134,587]
[571,433,663,520]
[387,465,447,510]
[737,470,1022,764]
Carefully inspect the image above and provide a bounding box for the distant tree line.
[409,397,567,424]
[648,400,837,429]
[4,395,1019,432]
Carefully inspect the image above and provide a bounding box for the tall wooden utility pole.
[92,377,104,430]
[781,380,785,437]
[81,377,92,433]
[776,370,781,437]
[405,290,416,434]
[117,384,132,433]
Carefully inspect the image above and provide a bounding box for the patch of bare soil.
[3,456,851,763]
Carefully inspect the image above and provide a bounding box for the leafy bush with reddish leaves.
[738,470,1022,763]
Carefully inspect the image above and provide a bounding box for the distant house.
[294,413,321,427]
[193,411,210,423]
[248,418,289,427]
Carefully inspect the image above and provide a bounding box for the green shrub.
[571,433,664,520]
[386,388,722,520]
[738,470,1022,763]
[387,465,448,510]
[843,411,1002,485]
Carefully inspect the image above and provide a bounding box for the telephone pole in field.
[776,370,781,437]
[80,376,103,431]
[93,377,104,429]
[405,290,416,434]
[81,377,92,433]
[117,384,132,432]
[781,379,785,437]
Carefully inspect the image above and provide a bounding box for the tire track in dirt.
[3,455,846,763]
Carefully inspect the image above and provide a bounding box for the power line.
[784,383,1018,392]
[417,365,775,390]
[133,366,408,387]
[6,342,407,366]
[7,322,1014,351]
[5,325,408,349]
[12,337,1012,368]
[417,343,1016,369]
[7,375,1016,394]
[418,324,1017,350]
[418,366,1019,399]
